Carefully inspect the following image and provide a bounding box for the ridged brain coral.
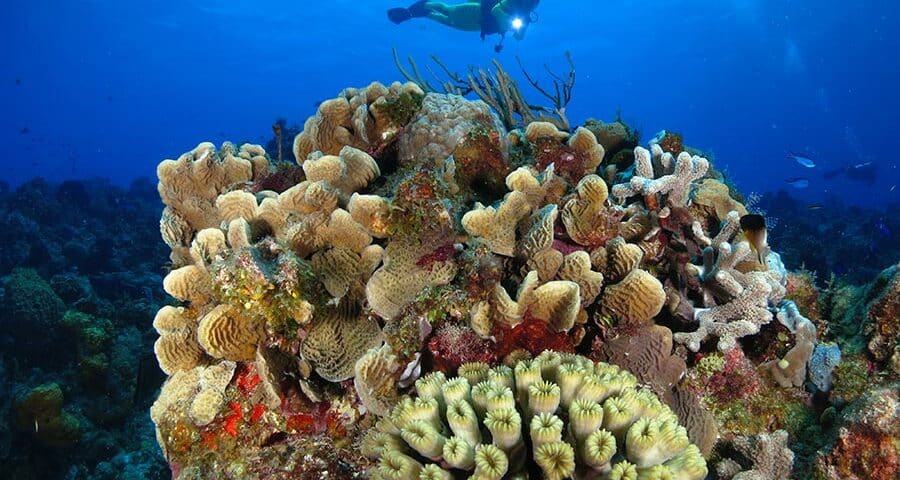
[363,351,707,480]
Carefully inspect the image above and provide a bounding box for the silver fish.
[787,152,816,168]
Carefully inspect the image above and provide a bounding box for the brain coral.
[363,351,707,480]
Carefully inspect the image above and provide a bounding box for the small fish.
[808,204,823,210]
[740,214,769,266]
[891,185,896,192]
[852,162,871,169]
[874,219,892,238]
[19,126,29,135]
[785,177,810,188]
[787,151,815,168]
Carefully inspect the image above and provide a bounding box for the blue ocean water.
[2,0,898,207]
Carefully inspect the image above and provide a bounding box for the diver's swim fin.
[388,1,428,24]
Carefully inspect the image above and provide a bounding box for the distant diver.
[823,161,877,185]
[387,0,540,52]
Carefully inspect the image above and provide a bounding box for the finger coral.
[364,352,707,479]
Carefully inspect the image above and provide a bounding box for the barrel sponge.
[562,175,620,248]
[300,298,383,382]
[354,343,402,416]
[153,306,205,375]
[606,237,644,283]
[197,304,262,361]
[600,269,666,324]
[462,190,532,257]
[363,352,707,480]
[162,265,212,305]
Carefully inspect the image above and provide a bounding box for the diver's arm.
[491,0,530,39]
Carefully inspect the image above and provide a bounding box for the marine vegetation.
[149,74,898,479]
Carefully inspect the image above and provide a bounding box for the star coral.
[363,352,707,479]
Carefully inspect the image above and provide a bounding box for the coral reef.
[0,177,168,478]
[145,76,898,480]
[813,384,899,480]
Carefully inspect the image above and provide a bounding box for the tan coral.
[157,142,266,263]
[150,361,237,429]
[562,174,620,248]
[691,179,747,223]
[557,251,604,306]
[189,361,237,426]
[525,121,571,142]
[600,269,666,324]
[301,299,383,382]
[216,190,259,223]
[506,165,566,208]
[348,193,392,238]
[294,97,358,161]
[462,190,532,256]
[294,82,423,162]
[606,237,644,283]
[529,248,564,283]
[197,304,262,361]
[153,306,205,375]
[302,146,380,198]
[189,228,228,266]
[518,204,557,260]
[528,280,582,332]
[312,247,362,300]
[366,241,457,320]
[163,265,213,305]
[567,126,606,175]
[354,344,402,416]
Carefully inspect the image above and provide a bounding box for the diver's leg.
[429,3,482,31]
[387,0,431,24]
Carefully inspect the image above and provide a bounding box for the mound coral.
[363,352,707,479]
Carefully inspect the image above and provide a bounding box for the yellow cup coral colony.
[364,351,707,480]
[149,80,828,477]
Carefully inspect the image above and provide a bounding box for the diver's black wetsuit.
[480,0,502,39]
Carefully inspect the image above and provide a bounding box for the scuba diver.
[387,0,540,52]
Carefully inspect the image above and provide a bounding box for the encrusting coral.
[147,75,853,478]
[363,352,707,480]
